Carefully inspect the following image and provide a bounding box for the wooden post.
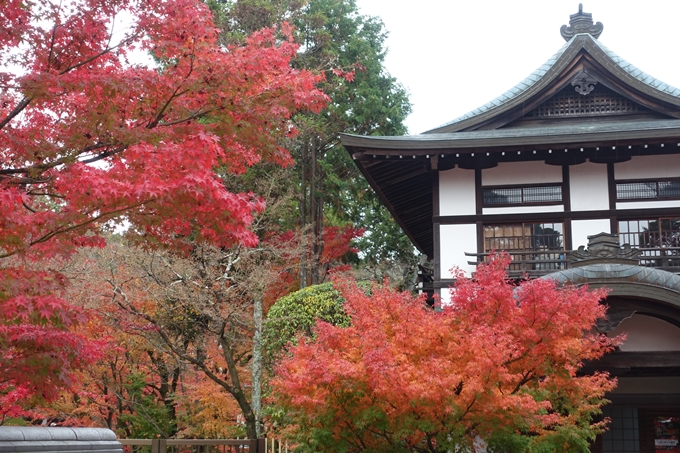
[150,439,166,453]
[246,439,265,453]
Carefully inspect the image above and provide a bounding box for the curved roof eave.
[340,118,680,152]
[542,263,680,309]
[424,33,680,134]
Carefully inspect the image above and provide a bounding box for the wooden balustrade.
[465,246,680,277]
[119,438,288,453]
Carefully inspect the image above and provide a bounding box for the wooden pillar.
[151,439,166,453]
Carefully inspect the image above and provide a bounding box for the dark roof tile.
[432,35,680,131]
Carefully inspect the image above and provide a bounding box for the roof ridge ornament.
[567,232,641,267]
[560,4,603,41]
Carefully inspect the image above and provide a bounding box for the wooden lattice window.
[484,222,565,271]
[616,179,680,201]
[483,184,562,207]
[619,218,680,267]
[527,84,643,118]
[601,407,640,453]
[484,222,564,252]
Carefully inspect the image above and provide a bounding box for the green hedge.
[263,283,350,365]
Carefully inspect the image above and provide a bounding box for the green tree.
[263,282,349,366]
[211,0,416,288]
[117,373,178,438]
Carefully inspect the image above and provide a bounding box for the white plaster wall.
[482,161,562,186]
[616,199,680,210]
[436,287,456,306]
[439,167,476,216]
[571,219,611,249]
[483,205,564,215]
[569,161,609,211]
[439,224,477,277]
[615,154,680,179]
[608,314,680,352]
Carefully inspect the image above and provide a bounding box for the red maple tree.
[273,256,621,453]
[0,0,327,415]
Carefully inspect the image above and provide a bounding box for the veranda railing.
[466,246,680,277]
[119,438,288,453]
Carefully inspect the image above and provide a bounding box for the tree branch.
[0,200,150,259]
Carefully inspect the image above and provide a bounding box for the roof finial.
[560,4,603,41]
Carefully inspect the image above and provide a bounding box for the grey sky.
[355,1,680,134]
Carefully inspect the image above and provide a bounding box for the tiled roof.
[591,38,680,97]
[341,118,680,150]
[430,34,680,132]
[429,41,570,131]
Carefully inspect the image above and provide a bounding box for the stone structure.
[0,427,122,453]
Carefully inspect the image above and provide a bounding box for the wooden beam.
[586,351,680,368]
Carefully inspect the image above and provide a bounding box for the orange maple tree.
[273,256,620,453]
[0,0,327,416]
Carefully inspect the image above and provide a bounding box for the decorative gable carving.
[525,83,646,119]
[571,70,598,95]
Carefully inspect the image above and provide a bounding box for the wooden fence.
[120,438,288,453]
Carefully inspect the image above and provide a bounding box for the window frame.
[482,221,567,273]
[615,177,680,202]
[618,217,680,268]
[482,182,563,208]
[483,222,566,253]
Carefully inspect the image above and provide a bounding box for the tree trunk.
[218,336,258,440]
[310,137,318,285]
[299,140,308,288]
[308,138,326,285]
[313,153,324,283]
[147,351,178,436]
[251,293,263,437]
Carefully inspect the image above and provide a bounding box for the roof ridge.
[589,38,680,98]
[426,34,680,134]
[424,40,572,133]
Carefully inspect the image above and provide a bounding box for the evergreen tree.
[211,0,417,287]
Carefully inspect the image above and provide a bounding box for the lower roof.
[341,119,680,154]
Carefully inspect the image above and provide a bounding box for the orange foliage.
[273,255,620,452]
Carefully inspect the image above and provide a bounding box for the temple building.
[341,6,680,453]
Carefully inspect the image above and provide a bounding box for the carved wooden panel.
[526,84,645,118]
